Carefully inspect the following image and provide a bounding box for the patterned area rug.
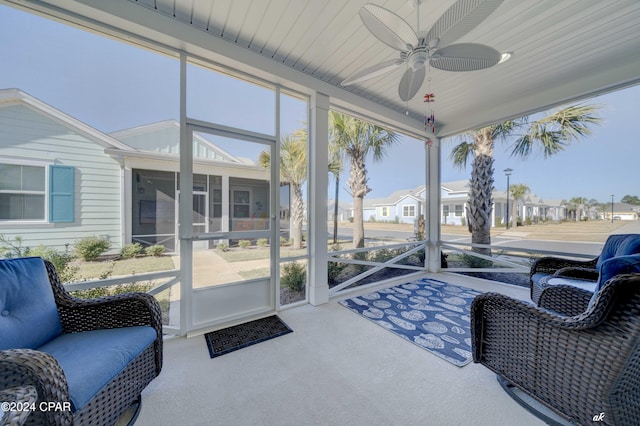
[339,278,481,367]
[204,315,292,358]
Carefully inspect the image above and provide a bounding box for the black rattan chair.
[530,233,640,303]
[472,271,640,425]
[0,257,163,425]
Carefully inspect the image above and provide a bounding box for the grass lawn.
[216,246,307,262]
[71,255,175,280]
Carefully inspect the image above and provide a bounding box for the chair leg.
[115,395,142,426]
[497,375,575,426]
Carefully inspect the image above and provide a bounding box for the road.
[331,220,640,257]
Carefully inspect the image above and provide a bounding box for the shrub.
[121,242,144,259]
[257,238,268,247]
[216,242,229,252]
[71,281,153,299]
[281,262,306,292]
[74,236,111,261]
[238,240,251,249]
[29,244,78,283]
[328,260,347,285]
[280,236,290,247]
[145,244,165,257]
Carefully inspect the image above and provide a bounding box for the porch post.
[426,137,441,272]
[308,92,329,305]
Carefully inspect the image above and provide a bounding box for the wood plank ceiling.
[16,0,640,138]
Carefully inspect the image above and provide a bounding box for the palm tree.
[259,131,307,249]
[569,196,587,221]
[329,111,399,249]
[508,183,530,228]
[450,104,602,254]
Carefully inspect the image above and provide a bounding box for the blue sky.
[2,4,638,205]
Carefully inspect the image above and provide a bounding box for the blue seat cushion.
[37,326,157,410]
[0,257,62,350]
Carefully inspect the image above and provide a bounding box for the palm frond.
[449,142,474,169]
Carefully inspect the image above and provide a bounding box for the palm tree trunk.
[333,174,340,244]
[349,153,369,251]
[291,183,304,249]
[466,154,493,256]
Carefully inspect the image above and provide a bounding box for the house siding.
[0,103,122,252]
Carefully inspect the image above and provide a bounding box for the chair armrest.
[553,267,599,281]
[530,256,597,276]
[56,292,162,334]
[538,285,593,316]
[0,349,73,425]
[471,292,603,362]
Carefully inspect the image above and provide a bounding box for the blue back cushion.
[596,234,640,269]
[589,254,640,310]
[0,257,62,350]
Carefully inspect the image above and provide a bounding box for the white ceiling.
[8,0,640,138]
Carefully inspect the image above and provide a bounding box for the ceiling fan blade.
[425,0,504,47]
[360,4,419,52]
[341,59,405,86]
[398,66,425,101]
[430,43,501,71]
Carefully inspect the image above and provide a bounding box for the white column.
[426,138,441,272]
[308,92,330,305]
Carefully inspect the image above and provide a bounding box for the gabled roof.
[110,120,242,163]
[0,88,133,151]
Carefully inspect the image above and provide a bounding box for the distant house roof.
[0,88,132,151]
[441,180,469,193]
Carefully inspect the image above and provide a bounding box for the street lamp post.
[504,168,513,229]
[611,195,615,223]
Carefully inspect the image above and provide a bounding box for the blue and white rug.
[339,278,481,367]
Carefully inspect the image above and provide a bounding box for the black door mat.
[204,315,293,358]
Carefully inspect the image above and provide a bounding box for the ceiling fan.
[341,0,504,101]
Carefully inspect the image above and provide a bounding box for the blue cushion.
[37,326,157,410]
[587,254,640,311]
[0,257,62,350]
[596,234,640,269]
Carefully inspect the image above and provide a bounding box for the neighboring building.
[327,200,351,222]
[0,88,128,252]
[354,180,570,228]
[602,203,639,221]
[356,185,426,225]
[0,89,272,254]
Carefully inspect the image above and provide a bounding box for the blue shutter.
[49,165,74,222]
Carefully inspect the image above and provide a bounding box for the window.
[442,205,450,216]
[455,205,463,217]
[403,205,415,217]
[0,163,46,221]
[381,206,389,217]
[0,163,74,223]
[232,189,251,218]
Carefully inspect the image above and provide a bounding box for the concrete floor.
[135,273,548,426]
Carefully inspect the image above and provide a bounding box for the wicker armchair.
[530,233,640,303]
[472,272,640,425]
[0,258,163,425]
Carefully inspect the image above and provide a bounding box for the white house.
[0,89,277,254]
[352,179,569,228]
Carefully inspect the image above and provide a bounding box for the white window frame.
[0,158,51,224]
[402,205,415,217]
[380,206,389,217]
